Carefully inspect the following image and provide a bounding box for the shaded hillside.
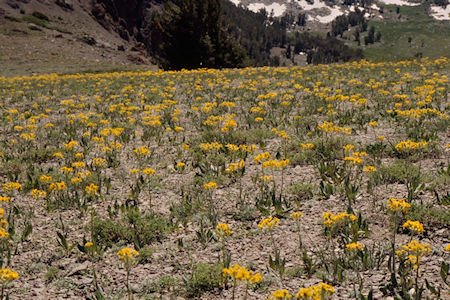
[0,0,154,76]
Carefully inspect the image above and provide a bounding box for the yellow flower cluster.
[72,161,86,169]
[49,181,67,192]
[346,242,363,251]
[344,151,367,164]
[53,152,64,158]
[254,152,271,163]
[343,144,355,152]
[85,183,99,194]
[221,116,238,132]
[0,209,8,239]
[258,217,279,229]
[225,160,245,174]
[396,240,430,269]
[143,168,156,175]
[2,182,22,193]
[344,156,363,164]
[130,168,156,175]
[258,175,273,182]
[363,166,376,172]
[0,268,19,282]
[223,264,262,284]
[387,197,410,213]
[199,142,222,151]
[0,196,10,203]
[100,127,124,136]
[64,140,78,150]
[395,108,448,119]
[318,121,351,134]
[395,140,428,151]
[216,223,232,236]
[204,182,218,190]
[262,159,289,169]
[93,158,107,166]
[322,212,357,228]
[295,282,335,300]
[290,212,303,220]
[31,189,46,199]
[352,152,367,158]
[176,162,186,169]
[272,128,291,139]
[300,143,314,150]
[20,132,35,141]
[225,143,257,153]
[60,166,74,173]
[402,220,424,234]
[268,289,292,299]
[117,247,139,266]
[133,146,151,156]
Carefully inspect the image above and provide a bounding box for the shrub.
[184,262,222,298]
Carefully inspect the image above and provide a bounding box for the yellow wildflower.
[268,289,292,299]
[85,183,99,194]
[290,212,303,220]
[204,182,218,190]
[346,242,363,251]
[0,268,19,282]
[363,166,376,172]
[216,223,232,236]
[402,220,424,234]
[258,217,279,229]
[142,168,155,175]
[387,197,410,213]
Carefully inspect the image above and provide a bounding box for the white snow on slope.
[290,0,345,23]
[290,0,326,10]
[247,2,287,17]
[430,5,450,20]
[377,0,420,6]
[229,0,241,6]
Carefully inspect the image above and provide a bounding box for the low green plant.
[92,208,171,249]
[183,262,222,298]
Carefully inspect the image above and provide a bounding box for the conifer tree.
[151,0,246,70]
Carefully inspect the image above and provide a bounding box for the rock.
[55,0,73,10]
[67,261,90,277]
[7,1,20,9]
[80,35,96,46]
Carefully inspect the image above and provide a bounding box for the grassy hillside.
[0,58,448,299]
[363,4,450,61]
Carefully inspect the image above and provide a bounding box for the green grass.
[362,5,450,61]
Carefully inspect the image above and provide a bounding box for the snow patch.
[247,2,287,17]
[430,5,450,20]
[290,0,344,23]
[290,0,327,10]
[229,0,241,6]
[377,0,420,6]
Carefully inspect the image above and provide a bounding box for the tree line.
[146,0,366,70]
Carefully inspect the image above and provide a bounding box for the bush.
[31,11,49,21]
[184,262,222,298]
[92,209,171,249]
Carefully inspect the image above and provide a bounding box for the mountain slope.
[0,0,154,76]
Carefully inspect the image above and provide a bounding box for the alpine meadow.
[0,0,449,299]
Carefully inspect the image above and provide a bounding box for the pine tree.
[151,0,246,70]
